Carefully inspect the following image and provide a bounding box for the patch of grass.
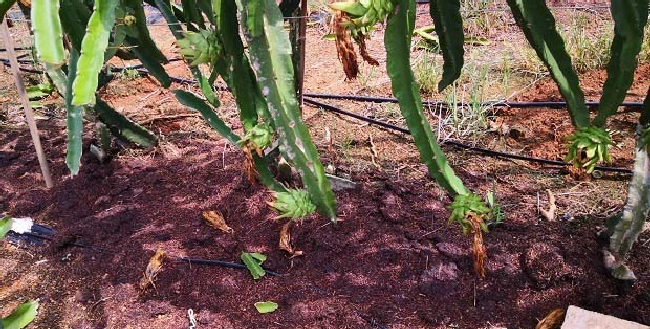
[560,12,613,72]
[460,0,506,37]
[118,67,140,81]
[432,61,495,142]
[358,64,381,92]
[413,51,441,95]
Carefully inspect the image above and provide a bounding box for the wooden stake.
[297,0,308,107]
[1,18,54,188]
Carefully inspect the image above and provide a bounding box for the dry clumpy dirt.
[1,3,650,329]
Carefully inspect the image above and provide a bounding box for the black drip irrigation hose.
[303,97,633,174]
[0,56,635,174]
[8,230,284,276]
[303,92,646,110]
[3,56,645,110]
[355,311,390,329]
[175,257,283,277]
[0,58,45,74]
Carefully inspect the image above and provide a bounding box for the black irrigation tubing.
[7,231,105,250]
[0,58,44,74]
[8,232,284,276]
[0,47,33,52]
[303,92,646,110]
[4,52,646,110]
[176,257,283,277]
[355,311,390,329]
[0,55,635,174]
[303,97,634,174]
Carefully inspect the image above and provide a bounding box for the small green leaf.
[254,301,278,314]
[241,252,266,280]
[2,300,38,329]
[249,252,267,262]
[486,191,495,207]
[26,83,54,100]
[321,33,336,41]
[0,215,11,240]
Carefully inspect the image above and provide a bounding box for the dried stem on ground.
[539,189,557,221]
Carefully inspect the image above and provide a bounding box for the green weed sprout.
[565,126,612,173]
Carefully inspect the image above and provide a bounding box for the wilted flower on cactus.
[268,188,316,220]
[176,29,223,66]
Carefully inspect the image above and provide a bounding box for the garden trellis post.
[0,17,53,188]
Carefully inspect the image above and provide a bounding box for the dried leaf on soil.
[332,10,359,80]
[279,222,303,256]
[469,213,487,279]
[202,210,234,234]
[139,249,165,291]
[535,308,564,329]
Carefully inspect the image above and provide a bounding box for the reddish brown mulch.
[2,122,650,328]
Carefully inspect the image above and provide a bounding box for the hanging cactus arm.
[217,0,266,130]
[593,0,648,127]
[640,86,650,126]
[31,0,65,68]
[104,21,128,60]
[93,98,158,147]
[59,0,92,50]
[181,0,206,29]
[125,0,168,63]
[196,0,215,26]
[153,0,219,106]
[243,0,338,221]
[506,0,589,128]
[429,0,464,92]
[0,0,16,23]
[152,0,184,37]
[66,49,84,175]
[173,90,241,145]
[122,0,171,87]
[124,35,172,87]
[385,0,469,196]
[71,0,119,106]
[608,125,650,280]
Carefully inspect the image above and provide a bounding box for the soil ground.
[1,2,650,329]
